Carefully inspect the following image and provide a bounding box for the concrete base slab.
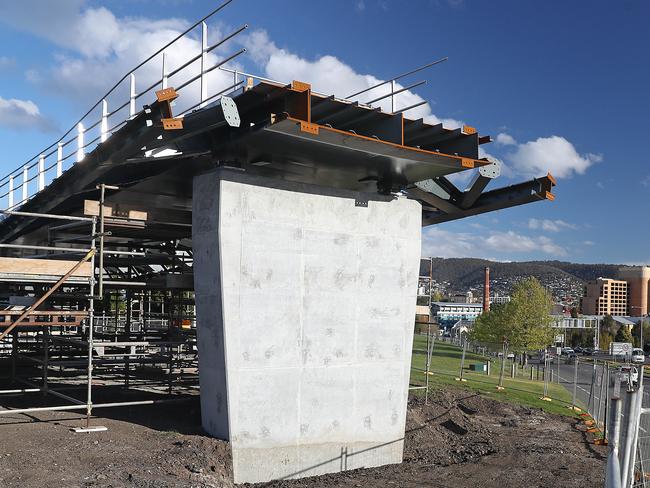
[193,170,421,483]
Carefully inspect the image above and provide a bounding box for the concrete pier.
[192,170,421,483]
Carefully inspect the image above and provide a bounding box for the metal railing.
[0,0,246,213]
[0,0,448,214]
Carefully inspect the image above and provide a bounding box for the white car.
[562,347,575,355]
[632,348,645,364]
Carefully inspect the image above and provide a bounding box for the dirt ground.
[0,387,605,488]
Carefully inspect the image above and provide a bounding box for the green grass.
[410,336,580,417]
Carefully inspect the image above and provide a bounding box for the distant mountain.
[423,258,623,297]
[527,261,623,282]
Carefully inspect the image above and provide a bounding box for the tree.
[600,331,614,353]
[470,302,512,345]
[470,277,555,354]
[599,315,617,351]
[601,315,616,335]
[631,320,650,349]
[615,325,634,344]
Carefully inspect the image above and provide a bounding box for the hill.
[423,258,623,299]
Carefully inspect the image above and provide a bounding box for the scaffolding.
[0,204,198,429]
[409,257,437,403]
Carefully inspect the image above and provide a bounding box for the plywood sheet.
[0,257,92,277]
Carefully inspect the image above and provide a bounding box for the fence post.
[161,52,168,90]
[486,359,491,376]
[38,154,45,191]
[22,165,28,203]
[56,143,63,178]
[8,175,13,208]
[456,341,467,382]
[597,364,607,427]
[425,325,434,405]
[571,356,579,411]
[587,360,597,416]
[606,383,623,488]
[542,355,550,400]
[557,353,561,384]
[510,362,515,378]
[76,123,85,163]
[530,366,534,381]
[129,73,136,118]
[101,99,109,143]
[604,366,610,442]
[497,343,506,390]
[625,366,643,487]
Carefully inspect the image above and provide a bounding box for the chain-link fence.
[411,333,650,487]
[629,378,649,487]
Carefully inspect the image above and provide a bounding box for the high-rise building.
[580,278,628,316]
[618,266,650,316]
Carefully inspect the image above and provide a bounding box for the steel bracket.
[220,96,240,128]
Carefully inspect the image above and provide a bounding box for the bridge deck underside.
[0,81,553,249]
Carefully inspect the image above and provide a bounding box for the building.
[619,266,650,316]
[449,291,474,303]
[431,302,483,330]
[580,278,628,316]
[490,294,511,306]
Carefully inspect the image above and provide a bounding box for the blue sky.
[0,0,648,264]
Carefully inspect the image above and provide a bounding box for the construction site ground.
[0,385,605,488]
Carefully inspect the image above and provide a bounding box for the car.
[632,348,645,364]
[583,348,594,356]
[574,346,583,354]
[562,347,575,356]
[565,351,577,361]
[618,365,639,385]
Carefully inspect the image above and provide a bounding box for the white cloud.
[0,2,85,41]
[246,30,602,186]
[583,240,595,246]
[5,0,466,131]
[528,218,577,232]
[243,29,464,128]
[484,232,567,256]
[495,132,516,146]
[1,2,237,115]
[422,227,567,259]
[355,0,366,12]
[2,2,599,190]
[506,135,602,179]
[0,96,54,131]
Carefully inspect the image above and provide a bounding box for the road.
[546,356,650,462]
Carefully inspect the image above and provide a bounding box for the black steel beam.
[422,174,556,226]
[407,187,460,214]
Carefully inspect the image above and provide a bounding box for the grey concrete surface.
[192,169,422,483]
